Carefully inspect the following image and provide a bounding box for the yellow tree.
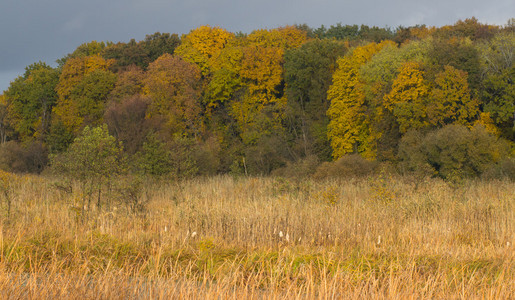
[427,65,479,127]
[231,45,286,144]
[143,54,202,137]
[327,41,394,159]
[175,25,235,76]
[383,61,430,133]
[246,26,307,49]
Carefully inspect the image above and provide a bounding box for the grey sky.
[1,0,513,92]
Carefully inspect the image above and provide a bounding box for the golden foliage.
[247,26,308,49]
[175,25,235,76]
[383,61,430,133]
[327,41,394,159]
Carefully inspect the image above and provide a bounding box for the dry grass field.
[0,174,514,299]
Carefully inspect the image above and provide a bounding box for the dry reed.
[0,175,513,299]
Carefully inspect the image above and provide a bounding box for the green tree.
[4,62,59,141]
[141,32,181,62]
[479,32,515,139]
[102,39,150,71]
[0,95,9,144]
[57,41,108,67]
[284,39,347,159]
[427,37,481,90]
[51,125,125,213]
[133,133,199,178]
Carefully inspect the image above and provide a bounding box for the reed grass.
[0,175,514,299]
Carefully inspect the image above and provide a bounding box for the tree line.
[1,18,514,180]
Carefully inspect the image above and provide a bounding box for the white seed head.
[191,231,197,238]
[279,231,284,238]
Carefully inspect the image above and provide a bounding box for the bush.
[133,133,199,178]
[0,141,48,173]
[313,154,378,179]
[398,124,511,180]
[193,136,222,176]
[482,157,515,180]
[244,134,290,175]
[271,155,320,178]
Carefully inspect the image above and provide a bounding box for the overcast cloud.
[1,0,513,92]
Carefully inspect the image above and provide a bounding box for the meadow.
[0,174,514,299]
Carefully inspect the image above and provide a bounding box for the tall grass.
[0,175,514,298]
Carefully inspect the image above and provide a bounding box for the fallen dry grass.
[0,174,514,299]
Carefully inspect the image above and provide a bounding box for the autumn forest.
[1,18,515,298]
[1,18,514,180]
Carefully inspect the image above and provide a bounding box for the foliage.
[104,95,152,155]
[175,26,234,76]
[143,54,202,137]
[384,61,431,133]
[2,23,515,178]
[107,65,146,102]
[284,39,347,159]
[0,141,48,173]
[0,94,9,144]
[142,32,181,62]
[426,37,481,89]
[327,41,394,159]
[133,133,198,178]
[398,125,510,179]
[102,39,150,71]
[313,154,378,179]
[51,125,125,182]
[479,32,515,138]
[50,125,126,211]
[427,65,479,126]
[4,62,59,141]
[54,55,116,134]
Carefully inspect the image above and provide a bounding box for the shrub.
[244,134,290,175]
[398,124,511,180]
[272,155,320,178]
[313,154,378,179]
[0,140,48,173]
[482,157,515,180]
[133,133,198,178]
